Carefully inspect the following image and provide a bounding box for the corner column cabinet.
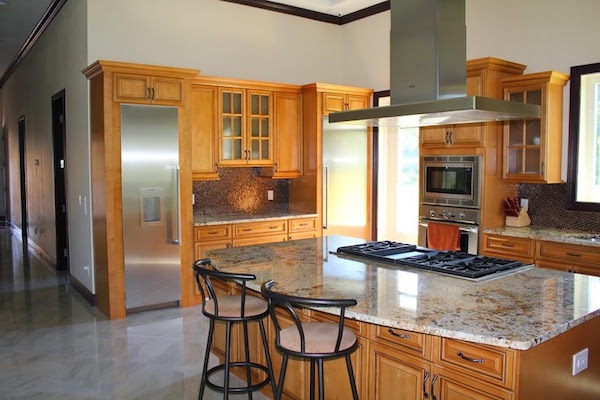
[190,84,219,180]
[501,71,569,183]
[83,61,198,319]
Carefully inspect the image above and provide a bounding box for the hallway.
[0,229,269,399]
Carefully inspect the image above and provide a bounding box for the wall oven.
[421,155,481,208]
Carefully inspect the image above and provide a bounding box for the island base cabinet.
[432,367,513,400]
[369,342,432,400]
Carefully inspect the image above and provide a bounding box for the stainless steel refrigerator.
[120,104,181,311]
[322,117,368,240]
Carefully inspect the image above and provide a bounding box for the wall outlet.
[268,190,274,201]
[520,198,529,211]
[573,348,589,375]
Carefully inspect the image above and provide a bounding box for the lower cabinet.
[433,367,513,400]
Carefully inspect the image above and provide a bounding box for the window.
[567,62,600,211]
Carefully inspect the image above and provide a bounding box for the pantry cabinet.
[190,84,219,180]
[501,71,569,183]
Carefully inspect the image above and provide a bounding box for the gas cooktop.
[336,241,531,281]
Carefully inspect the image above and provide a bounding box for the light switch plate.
[268,190,274,201]
[520,198,529,211]
[573,348,589,375]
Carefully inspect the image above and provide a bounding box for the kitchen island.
[206,236,600,399]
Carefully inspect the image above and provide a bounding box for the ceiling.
[266,0,384,16]
[0,0,53,80]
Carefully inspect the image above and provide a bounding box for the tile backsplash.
[517,183,600,232]
[193,168,289,217]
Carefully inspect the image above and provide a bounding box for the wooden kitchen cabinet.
[501,71,569,183]
[536,240,600,276]
[272,92,303,178]
[322,92,369,115]
[432,367,514,400]
[481,233,535,264]
[190,84,219,180]
[218,87,273,166]
[114,73,183,105]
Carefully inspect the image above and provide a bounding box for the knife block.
[505,208,531,227]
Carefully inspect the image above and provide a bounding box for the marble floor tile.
[0,230,271,399]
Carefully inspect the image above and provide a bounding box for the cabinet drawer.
[289,218,317,232]
[311,309,366,337]
[434,338,515,389]
[233,233,287,247]
[288,231,317,241]
[537,241,600,265]
[195,225,232,241]
[372,325,429,358]
[234,220,288,238]
[483,234,534,258]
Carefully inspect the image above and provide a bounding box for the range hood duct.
[329,0,540,127]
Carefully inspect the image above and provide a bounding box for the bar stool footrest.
[206,361,271,394]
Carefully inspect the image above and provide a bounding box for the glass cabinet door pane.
[261,95,269,115]
[510,92,524,103]
[526,90,542,105]
[233,139,242,159]
[223,139,232,159]
[233,93,242,114]
[508,148,523,174]
[223,117,231,137]
[223,92,231,114]
[251,95,259,115]
[261,140,269,159]
[251,140,259,159]
[261,119,269,137]
[509,120,524,145]
[525,149,541,174]
[233,116,242,137]
[251,119,259,137]
[525,119,541,145]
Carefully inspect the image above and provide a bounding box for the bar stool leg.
[242,321,253,400]
[276,354,289,400]
[224,321,232,400]
[198,318,215,400]
[309,359,316,400]
[345,354,359,400]
[317,358,325,400]
[258,319,277,397]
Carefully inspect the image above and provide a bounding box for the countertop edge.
[194,213,318,227]
[483,226,600,248]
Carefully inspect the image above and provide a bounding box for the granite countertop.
[206,235,600,351]
[194,212,318,227]
[484,226,600,248]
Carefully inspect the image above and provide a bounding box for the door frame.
[18,115,28,245]
[52,89,69,271]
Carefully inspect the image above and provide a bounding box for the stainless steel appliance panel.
[421,155,481,208]
[121,104,181,310]
[418,220,478,255]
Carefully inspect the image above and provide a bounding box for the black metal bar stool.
[261,279,359,400]
[193,258,276,400]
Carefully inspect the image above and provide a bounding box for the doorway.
[52,90,69,271]
[18,116,27,246]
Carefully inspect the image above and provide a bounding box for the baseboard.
[26,238,57,270]
[69,274,95,306]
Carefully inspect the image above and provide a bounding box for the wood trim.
[220,0,389,25]
[301,82,373,96]
[466,57,527,75]
[0,0,68,88]
[193,75,301,92]
[69,274,95,306]
[83,60,199,80]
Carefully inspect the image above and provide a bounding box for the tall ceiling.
[0,0,53,79]
[267,0,383,16]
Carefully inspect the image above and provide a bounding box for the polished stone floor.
[0,229,270,399]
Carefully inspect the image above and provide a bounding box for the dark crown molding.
[221,0,390,25]
[0,0,68,88]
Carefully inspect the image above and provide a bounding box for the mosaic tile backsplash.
[517,183,600,232]
[193,168,290,217]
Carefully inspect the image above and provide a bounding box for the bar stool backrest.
[192,258,256,320]
[261,280,357,355]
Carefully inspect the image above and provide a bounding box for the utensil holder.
[505,208,531,227]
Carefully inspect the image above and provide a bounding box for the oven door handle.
[418,221,478,234]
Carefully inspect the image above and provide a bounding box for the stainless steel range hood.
[329,0,540,128]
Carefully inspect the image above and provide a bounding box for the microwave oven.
[421,155,481,208]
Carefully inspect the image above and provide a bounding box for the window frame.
[566,62,600,212]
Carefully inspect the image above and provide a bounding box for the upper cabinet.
[273,92,303,178]
[501,71,569,183]
[114,73,183,105]
[191,84,219,180]
[218,88,273,166]
[322,92,369,115]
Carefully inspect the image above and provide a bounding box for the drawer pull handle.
[457,351,485,364]
[208,231,218,235]
[566,252,581,257]
[242,229,252,232]
[299,223,308,227]
[501,243,514,247]
[388,328,410,339]
[269,226,278,229]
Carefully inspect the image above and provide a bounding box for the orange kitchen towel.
[428,222,460,251]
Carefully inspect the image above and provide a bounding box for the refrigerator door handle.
[168,166,181,245]
[323,164,329,230]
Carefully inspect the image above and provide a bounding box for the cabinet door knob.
[151,88,155,100]
[274,163,278,172]
[215,163,219,173]
[147,88,151,99]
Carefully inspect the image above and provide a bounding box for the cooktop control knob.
[459,213,466,220]
[429,209,435,217]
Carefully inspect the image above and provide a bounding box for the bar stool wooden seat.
[193,258,276,400]
[261,280,359,400]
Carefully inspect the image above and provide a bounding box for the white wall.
[338,0,600,179]
[1,0,93,291]
[87,0,344,85]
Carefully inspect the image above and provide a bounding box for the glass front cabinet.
[501,71,569,183]
[219,88,273,165]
